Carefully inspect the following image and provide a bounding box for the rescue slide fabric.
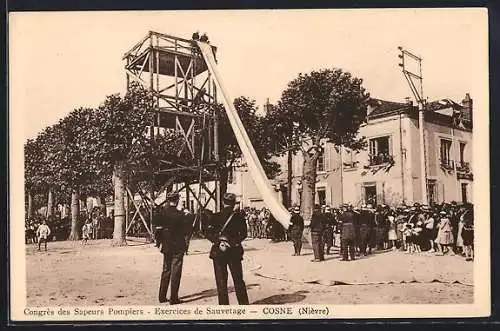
[197,41,291,229]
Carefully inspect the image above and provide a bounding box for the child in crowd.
[412,221,423,253]
[424,212,436,253]
[404,222,413,253]
[82,221,92,245]
[396,211,407,250]
[461,206,474,261]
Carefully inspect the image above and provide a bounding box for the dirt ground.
[26,238,473,306]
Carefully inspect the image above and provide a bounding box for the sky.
[9,9,488,141]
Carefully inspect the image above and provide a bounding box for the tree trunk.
[27,190,34,219]
[287,150,293,208]
[68,189,81,240]
[112,163,127,246]
[300,152,318,224]
[47,187,54,218]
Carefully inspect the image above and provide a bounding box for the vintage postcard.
[9,8,490,322]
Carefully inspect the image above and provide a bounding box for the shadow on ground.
[252,290,309,304]
[180,283,259,303]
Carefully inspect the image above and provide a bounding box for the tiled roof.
[366,97,472,131]
[367,98,412,118]
[425,99,464,112]
[367,98,465,118]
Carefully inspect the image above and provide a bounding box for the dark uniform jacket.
[152,206,188,254]
[340,210,357,240]
[310,211,324,234]
[366,211,377,246]
[323,213,335,229]
[289,214,304,238]
[206,207,247,261]
[322,212,334,245]
[377,210,388,229]
[358,210,371,240]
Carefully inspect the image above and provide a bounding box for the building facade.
[232,94,474,208]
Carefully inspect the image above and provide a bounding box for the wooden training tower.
[123,31,221,238]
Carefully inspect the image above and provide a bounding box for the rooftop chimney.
[461,93,473,121]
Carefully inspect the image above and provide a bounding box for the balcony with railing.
[440,158,455,170]
[343,161,358,171]
[456,161,473,180]
[368,153,394,166]
[455,161,471,173]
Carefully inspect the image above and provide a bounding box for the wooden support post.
[149,32,154,92]
[185,181,190,212]
[175,55,178,105]
[213,88,220,212]
[156,34,160,108]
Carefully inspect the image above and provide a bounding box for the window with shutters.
[427,179,437,206]
[368,136,393,166]
[456,142,470,173]
[363,185,377,206]
[317,150,325,172]
[317,188,326,206]
[343,149,358,169]
[440,139,453,169]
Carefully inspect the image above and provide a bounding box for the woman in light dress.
[455,206,468,255]
[387,213,398,251]
[435,211,454,255]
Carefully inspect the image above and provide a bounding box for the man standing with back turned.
[206,193,249,305]
[310,204,325,262]
[289,205,304,256]
[153,192,187,305]
[340,204,357,261]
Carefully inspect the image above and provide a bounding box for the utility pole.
[398,46,427,204]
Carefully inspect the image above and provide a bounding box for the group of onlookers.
[244,207,287,242]
[25,208,114,250]
[25,218,51,251]
[25,215,67,245]
[244,201,474,263]
[81,211,108,244]
[27,200,474,263]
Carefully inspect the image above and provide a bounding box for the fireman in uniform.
[340,204,357,261]
[153,192,188,305]
[289,206,304,256]
[205,193,249,305]
[310,204,325,262]
[322,206,335,255]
